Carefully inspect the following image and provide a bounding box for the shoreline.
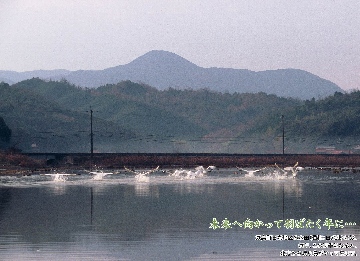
[1,153,360,175]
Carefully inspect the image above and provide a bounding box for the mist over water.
[0,167,359,260]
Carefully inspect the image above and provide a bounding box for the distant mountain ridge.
[0,50,343,99]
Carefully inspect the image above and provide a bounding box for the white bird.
[194,166,207,177]
[196,165,217,174]
[206,165,216,172]
[124,166,159,182]
[187,165,214,178]
[43,173,76,182]
[185,170,197,179]
[236,167,265,177]
[89,170,113,180]
[296,166,305,171]
[275,162,302,178]
[168,166,212,180]
[274,163,288,176]
[169,169,188,177]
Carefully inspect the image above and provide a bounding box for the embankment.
[2,152,360,175]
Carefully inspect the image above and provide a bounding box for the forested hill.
[0,116,11,147]
[0,81,135,152]
[0,79,359,153]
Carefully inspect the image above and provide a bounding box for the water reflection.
[44,183,68,195]
[0,169,359,260]
[172,182,214,195]
[134,183,151,197]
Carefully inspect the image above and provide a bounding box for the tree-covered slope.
[0,116,12,149]
[243,91,360,153]
[5,78,360,153]
[11,79,300,152]
[0,81,135,152]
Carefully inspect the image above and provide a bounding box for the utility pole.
[89,106,94,170]
[281,115,285,154]
[90,107,93,157]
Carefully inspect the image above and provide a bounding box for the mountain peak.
[128,50,199,69]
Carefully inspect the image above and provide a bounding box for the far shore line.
[1,153,360,176]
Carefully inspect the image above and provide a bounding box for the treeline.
[248,90,360,152]
[0,82,12,147]
[0,116,11,143]
[0,78,359,153]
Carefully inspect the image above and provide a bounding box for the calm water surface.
[0,168,359,260]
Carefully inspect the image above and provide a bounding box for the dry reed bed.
[80,154,360,169]
[2,152,360,175]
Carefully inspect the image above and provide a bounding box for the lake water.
[0,167,359,260]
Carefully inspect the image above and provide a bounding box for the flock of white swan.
[41,162,304,182]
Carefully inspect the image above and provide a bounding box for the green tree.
[0,117,11,143]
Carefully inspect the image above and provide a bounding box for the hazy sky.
[1,0,359,90]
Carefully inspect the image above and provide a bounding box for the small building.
[315,146,344,154]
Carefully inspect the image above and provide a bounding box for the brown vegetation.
[0,150,44,175]
[2,151,360,175]
[73,153,360,169]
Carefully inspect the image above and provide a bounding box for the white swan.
[124,166,159,182]
[169,169,188,177]
[43,173,76,182]
[206,165,216,172]
[185,166,213,179]
[194,166,207,177]
[236,167,265,177]
[89,170,113,180]
[275,162,302,178]
[168,165,214,180]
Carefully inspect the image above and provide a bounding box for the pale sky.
[1,0,359,90]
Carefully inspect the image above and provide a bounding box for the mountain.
[0,69,71,83]
[0,50,342,100]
